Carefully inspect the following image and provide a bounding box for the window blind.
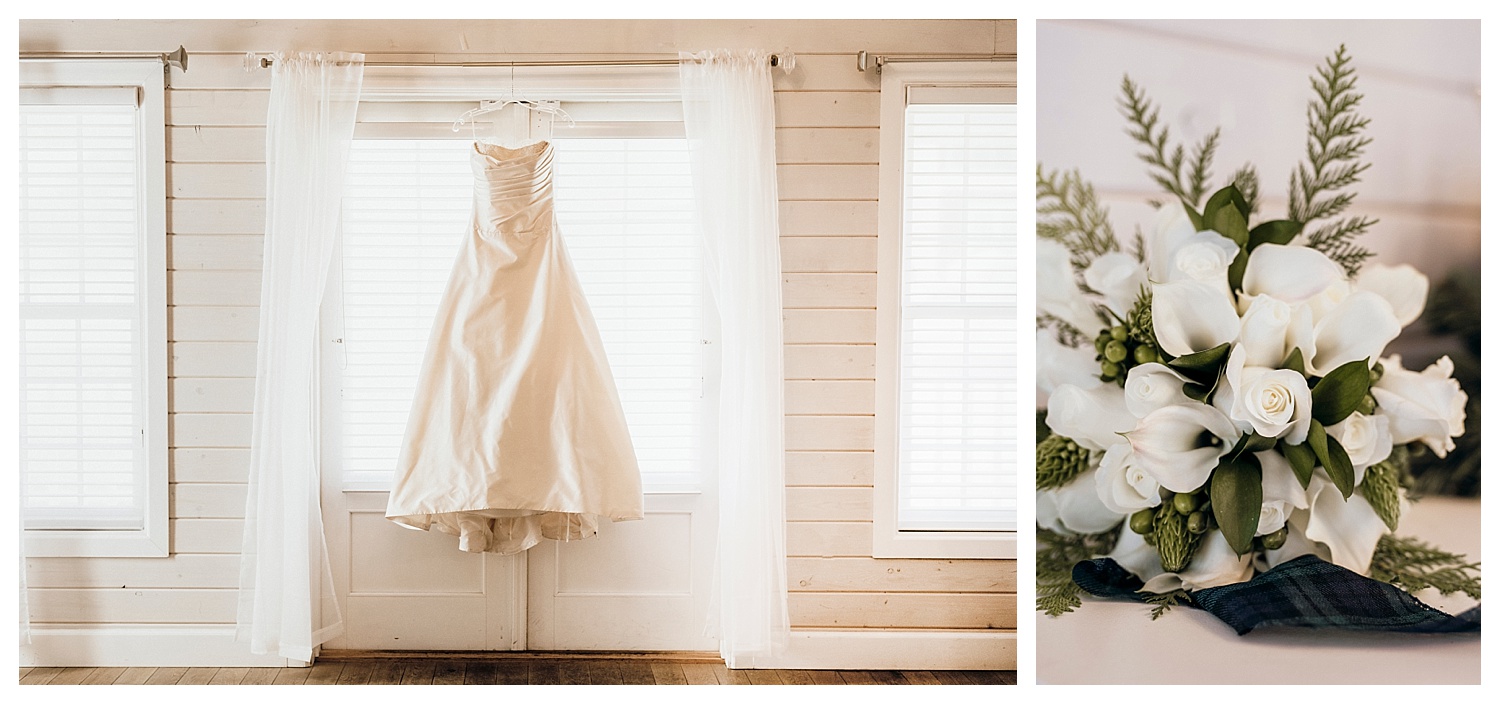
[19,98,147,530]
[336,136,703,493]
[896,102,1016,532]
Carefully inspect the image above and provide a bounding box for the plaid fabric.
[1072,554,1481,635]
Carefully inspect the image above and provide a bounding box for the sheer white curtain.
[680,49,791,668]
[237,52,363,662]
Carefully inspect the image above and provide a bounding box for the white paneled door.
[320,131,717,652]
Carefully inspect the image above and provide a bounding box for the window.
[874,62,1016,559]
[325,97,709,495]
[19,60,168,557]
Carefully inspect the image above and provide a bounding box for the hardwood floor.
[20,659,1017,685]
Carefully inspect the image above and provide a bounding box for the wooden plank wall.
[22,19,1016,643]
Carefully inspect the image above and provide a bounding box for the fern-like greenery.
[1037,528,1119,616]
[1141,588,1192,620]
[1231,163,1261,216]
[1037,165,1119,272]
[1119,76,1220,207]
[1369,534,1481,601]
[1288,45,1376,276]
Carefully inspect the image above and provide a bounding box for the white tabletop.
[1037,496,1481,684]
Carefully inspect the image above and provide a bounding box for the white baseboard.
[740,629,1015,671]
[20,625,304,667]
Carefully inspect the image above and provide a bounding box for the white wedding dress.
[385,140,644,554]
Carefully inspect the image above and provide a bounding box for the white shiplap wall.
[19,19,1016,665]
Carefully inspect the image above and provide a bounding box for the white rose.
[1045,383,1135,452]
[1094,443,1162,514]
[1255,450,1308,536]
[1223,344,1313,444]
[1036,330,1101,401]
[1125,402,1239,493]
[1372,354,1467,457]
[1122,362,1191,419]
[1143,202,1197,281]
[1327,411,1393,485]
[1151,279,1240,357]
[1356,263,1429,327]
[1141,531,1255,593]
[1167,231,1240,290]
[1236,294,1292,367]
[1037,239,1104,336]
[1083,252,1147,318]
[1037,465,1124,535]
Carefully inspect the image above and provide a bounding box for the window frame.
[19,59,169,557]
[873,61,1017,559]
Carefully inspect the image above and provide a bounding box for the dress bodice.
[471,140,555,235]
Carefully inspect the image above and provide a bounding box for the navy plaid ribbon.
[1072,554,1481,635]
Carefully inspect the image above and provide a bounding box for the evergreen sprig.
[1369,534,1481,601]
[1037,164,1119,272]
[1119,76,1220,206]
[1288,45,1376,276]
[1037,528,1119,616]
[1141,588,1192,620]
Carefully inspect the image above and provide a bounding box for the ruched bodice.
[472,141,555,235]
[386,140,644,554]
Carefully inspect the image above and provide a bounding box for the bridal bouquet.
[1035,47,1480,627]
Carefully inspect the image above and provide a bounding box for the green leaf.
[1203,184,1250,225]
[1211,454,1262,555]
[1180,198,1204,231]
[1310,357,1372,425]
[1281,347,1307,377]
[1307,420,1355,499]
[1230,433,1278,460]
[1227,248,1249,293]
[1208,204,1250,246]
[1281,440,1316,489]
[1247,219,1303,250]
[1167,342,1231,385]
[1182,382,1212,403]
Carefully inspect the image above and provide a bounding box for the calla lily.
[1151,279,1240,357]
[1327,411,1392,485]
[1166,230,1240,290]
[1045,383,1134,451]
[1141,531,1255,593]
[1372,355,1467,457]
[1122,362,1192,419]
[1303,291,1401,376]
[1037,238,1104,336]
[1236,294,1292,368]
[1356,263,1429,327]
[1084,251,1148,318]
[1094,443,1162,514]
[1037,465,1124,535]
[1036,330,1102,400]
[1241,244,1346,305]
[1109,529,1167,586]
[1256,450,1308,535]
[1262,518,1330,570]
[1125,402,1239,493]
[1143,202,1197,281]
[1223,344,1312,444]
[1301,475,1389,574]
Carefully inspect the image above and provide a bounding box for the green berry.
[1370,362,1385,385]
[1110,325,1128,341]
[1261,526,1288,550]
[1101,361,1122,378]
[1187,511,1208,534]
[1133,345,1157,364]
[1357,393,1377,416]
[1129,509,1155,535]
[1095,335,1109,354]
[1104,340,1128,363]
[1143,532,1158,546]
[1159,487,1175,501]
[1173,492,1199,515]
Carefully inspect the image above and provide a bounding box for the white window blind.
[19,93,146,530]
[335,135,702,493]
[896,100,1016,532]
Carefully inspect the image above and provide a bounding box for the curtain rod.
[257,54,786,69]
[20,46,188,72]
[856,51,1014,72]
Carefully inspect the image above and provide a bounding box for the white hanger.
[451,99,576,139]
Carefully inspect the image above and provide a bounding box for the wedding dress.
[385,140,644,554]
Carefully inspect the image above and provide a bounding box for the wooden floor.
[20,660,1016,685]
